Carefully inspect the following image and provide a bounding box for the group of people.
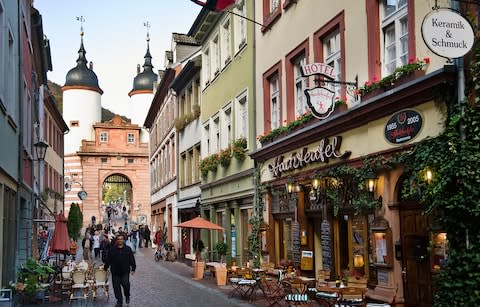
[78,224,136,307]
[125,224,151,252]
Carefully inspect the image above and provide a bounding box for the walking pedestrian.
[129,226,138,252]
[82,231,93,262]
[93,230,101,259]
[105,233,136,307]
[144,225,151,248]
[138,225,144,248]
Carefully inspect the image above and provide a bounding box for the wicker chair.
[69,269,89,302]
[91,267,109,300]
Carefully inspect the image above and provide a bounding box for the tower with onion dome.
[62,20,103,155]
[128,22,158,143]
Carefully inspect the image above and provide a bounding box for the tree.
[67,203,83,240]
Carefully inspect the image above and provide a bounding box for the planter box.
[215,266,227,286]
[193,261,205,280]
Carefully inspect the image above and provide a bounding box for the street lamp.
[34,140,49,161]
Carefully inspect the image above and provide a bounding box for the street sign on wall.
[421,8,475,59]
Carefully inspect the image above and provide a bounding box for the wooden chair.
[54,266,72,298]
[315,286,340,307]
[69,269,89,302]
[258,276,284,307]
[282,280,309,306]
[91,267,109,300]
[339,286,366,307]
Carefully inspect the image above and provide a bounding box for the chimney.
[89,61,93,70]
[137,64,141,75]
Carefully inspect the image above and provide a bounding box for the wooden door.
[400,204,432,307]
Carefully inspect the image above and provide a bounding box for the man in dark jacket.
[104,233,136,307]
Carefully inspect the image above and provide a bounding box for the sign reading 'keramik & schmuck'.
[421,8,474,59]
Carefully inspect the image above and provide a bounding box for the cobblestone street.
[22,246,260,307]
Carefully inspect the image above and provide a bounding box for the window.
[293,55,307,117]
[212,34,220,76]
[323,30,342,98]
[221,17,231,66]
[262,0,281,31]
[188,148,194,185]
[6,29,14,116]
[270,0,279,12]
[213,115,220,152]
[381,0,408,75]
[194,144,200,183]
[263,62,282,133]
[314,12,346,100]
[234,1,247,53]
[128,158,134,164]
[180,152,187,187]
[100,132,108,142]
[203,47,210,86]
[270,75,280,129]
[222,104,232,148]
[127,133,135,144]
[235,90,248,139]
[0,2,5,106]
[101,157,107,163]
[203,123,210,156]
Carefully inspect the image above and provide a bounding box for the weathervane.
[76,16,85,36]
[144,21,150,42]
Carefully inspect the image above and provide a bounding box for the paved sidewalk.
[138,247,271,307]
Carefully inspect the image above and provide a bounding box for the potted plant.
[11,259,55,304]
[215,241,228,263]
[192,239,205,280]
[214,241,228,286]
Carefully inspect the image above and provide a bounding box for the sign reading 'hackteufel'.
[267,136,351,177]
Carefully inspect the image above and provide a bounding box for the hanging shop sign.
[268,136,351,177]
[421,8,475,59]
[384,109,423,145]
[302,63,358,120]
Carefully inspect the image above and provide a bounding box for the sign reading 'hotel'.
[421,8,474,59]
[268,136,351,177]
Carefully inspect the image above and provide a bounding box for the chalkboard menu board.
[292,221,301,267]
[321,220,332,271]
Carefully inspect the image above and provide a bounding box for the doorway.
[400,202,432,307]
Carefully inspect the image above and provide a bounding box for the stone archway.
[102,174,132,228]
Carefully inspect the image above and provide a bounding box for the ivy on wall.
[248,164,264,268]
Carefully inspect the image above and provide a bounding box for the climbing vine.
[399,42,480,306]
[248,164,265,268]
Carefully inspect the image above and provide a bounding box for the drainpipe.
[451,0,468,249]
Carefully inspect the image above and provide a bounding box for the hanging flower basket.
[232,137,247,161]
[219,146,232,168]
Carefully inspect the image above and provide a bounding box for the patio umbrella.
[50,212,70,253]
[174,216,224,230]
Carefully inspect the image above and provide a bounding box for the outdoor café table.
[229,277,258,302]
[206,262,222,277]
[288,276,317,295]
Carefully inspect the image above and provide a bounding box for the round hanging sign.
[384,109,423,145]
[422,8,475,59]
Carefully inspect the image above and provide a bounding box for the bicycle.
[154,243,177,262]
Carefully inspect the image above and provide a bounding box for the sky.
[34,0,201,116]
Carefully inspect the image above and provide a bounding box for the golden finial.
[76,16,85,37]
[144,21,151,42]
